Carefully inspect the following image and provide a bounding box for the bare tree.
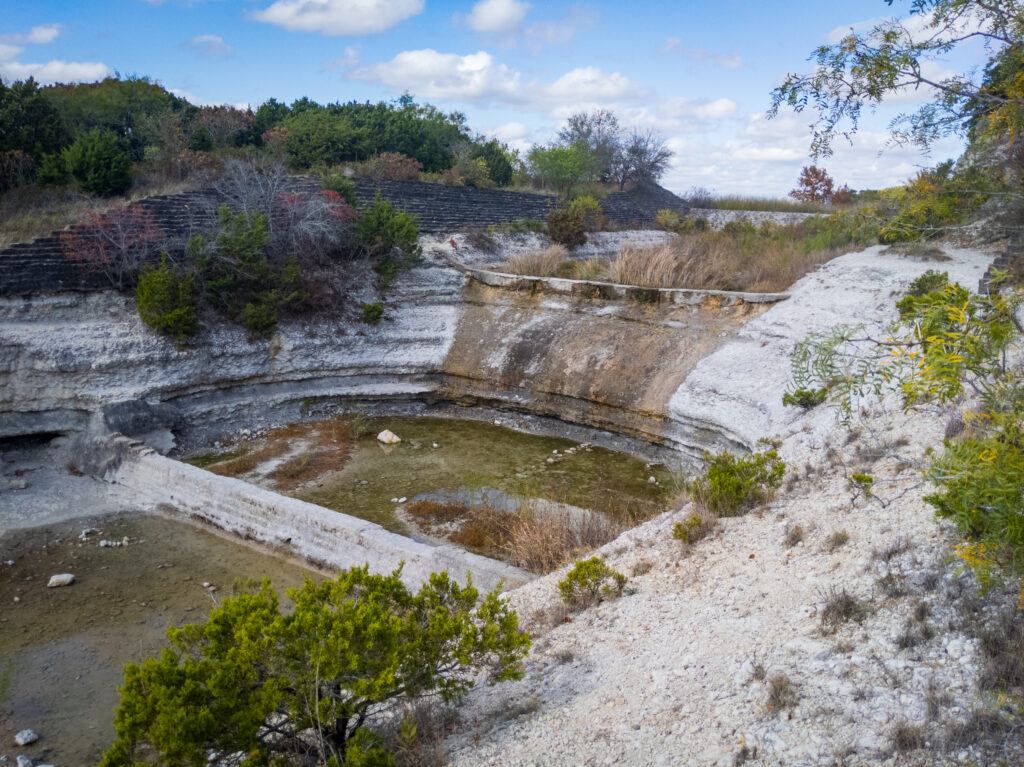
[61,205,165,290]
[612,130,674,189]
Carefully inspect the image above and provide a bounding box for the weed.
[361,301,385,325]
[889,721,925,752]
[820,587,870,631]
[824,530,850,552]
[874,537,911,562]
[672,507,718,545]
[751,659,767,681]
[554,650,575,665]
[978,607,1024,691]
[784,524,805,548]
[913,600,932,622]
[631,560,653,576]
[877,573,909,599]
[848,472,874,499]
[766,673,798,710]
[782,387,828,409]
[558,557,627,609]
[924,677,952,720]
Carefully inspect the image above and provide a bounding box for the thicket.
[790,271,1024,576]
[100,566,530,766]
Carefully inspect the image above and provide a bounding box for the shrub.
[61,204,165,290]
[284,111,362,169]
[688,441,786,516]
[35,152,68,186]
[240,296,278,335]
[0,149,35,192]
[356,191,422,262]
[320,169,359,207]
[63,129,132,197]
[656,209,682,231]
[568,195,602,231]
[820,586,869,631]
[557,557,627,608]
[135,256,197,343]
[547,208,587,248]
[99,566,529,766]
[672,509,717,545]
[766,673,798,710]
[782,387,828,409]
[361,301,385,324]
[354,152,423,181]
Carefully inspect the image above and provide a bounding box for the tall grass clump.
[611,213,875,293]
[502,244,568,277]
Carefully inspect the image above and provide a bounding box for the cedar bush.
[63,129,132,197]
[558,557,627,608]
[547,208,587,248]
[688,441,786,516]
[135,256,197,343]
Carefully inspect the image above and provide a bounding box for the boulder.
[46,573,74,588]
[377,429,402,445]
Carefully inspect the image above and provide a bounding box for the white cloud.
[23,25,62,44]
[0,59,112,84]
[524,4,597,52]
[657,36,742,69]
[662,97,738,121]
[467,0,530,34]
[0,24,109,85]
[184,34,233,57]
[350,49,644,115]
[322,45,360,70]
[252,0,424,36]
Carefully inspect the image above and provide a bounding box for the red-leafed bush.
[61,204,165,289]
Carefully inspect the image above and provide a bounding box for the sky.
[1,0,991,196]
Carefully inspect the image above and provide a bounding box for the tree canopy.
[100,566,529,766]
[770,0,1024,157]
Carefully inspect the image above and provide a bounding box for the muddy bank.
[0,513,321,766]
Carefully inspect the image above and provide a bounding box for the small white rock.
[201,581,211,588]
[14,731,37,747]
[648,476,657,484]
[377,429,401,444]
[432,442,439,448]
[391,498,399,503]
[8,479,27,490]
[398,497,407,503]
[16,756,31,767]
[46,574,74,588]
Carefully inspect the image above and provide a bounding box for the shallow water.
[0,513,320,766]
[191,416,675,534]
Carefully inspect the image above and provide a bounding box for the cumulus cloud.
[350,49,644,114]
[467,0,531,34]
[657,36,742,69]
[0,23,110,85]
[0,59,112,84]
[184,34,233,57]
[252,0,424,36]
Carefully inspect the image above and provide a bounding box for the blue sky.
[2,0,984,195]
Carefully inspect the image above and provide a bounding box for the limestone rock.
[8,479,26,490]
[377,429,401,444]
[46,573,74,588]
[14,731,37,747]
[17,755,32,767]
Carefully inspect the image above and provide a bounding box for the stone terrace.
[0,178,686,297]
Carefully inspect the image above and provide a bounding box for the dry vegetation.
[501,244,568,277]
[611,236,846,293]
[406,499,624,574]
[204,418,353,490]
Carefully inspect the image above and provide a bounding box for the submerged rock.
[14,730,38,746]
[377,429,402,445]
[46,573,74,588]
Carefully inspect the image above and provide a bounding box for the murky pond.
[187,415,677,533]
[0,513,321,766]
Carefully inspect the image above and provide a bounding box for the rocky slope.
[441,245,1013,767]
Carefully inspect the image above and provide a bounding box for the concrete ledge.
[104,436,530,593]
[447,256,789,308]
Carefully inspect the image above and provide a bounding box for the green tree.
[62,128,132,196]
[100,566,529,766]
[528,144,594,197]
[769,0,1024,157]
[135,256,198,343]
[0,77,69,160]
[473,139,514,186]
[285,110,364,169]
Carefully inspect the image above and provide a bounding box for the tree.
[612,129,673,189]
[100,566,529,766]
[558,109,623,181]
[61,204,164,289]
[789,165,836,203]
[285,110,364,169]
[769,0,1024,157]
[528,143,593,197]
[193,105,254,148]
[0,77,69,160]
[62,128,133,196]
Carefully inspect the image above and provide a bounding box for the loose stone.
[46,574,74,588]
[377,429,401,444]
[13,731,37,747]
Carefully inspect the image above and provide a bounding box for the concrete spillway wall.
[103,435,529,591]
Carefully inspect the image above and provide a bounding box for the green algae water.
[189,416,676,535]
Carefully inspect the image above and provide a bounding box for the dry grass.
[708,194,832,213]
[502,244,568,277]
[611,234,848,293]
[205,418,353,490]
[766,673,798,710]
[405,499,624,574]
